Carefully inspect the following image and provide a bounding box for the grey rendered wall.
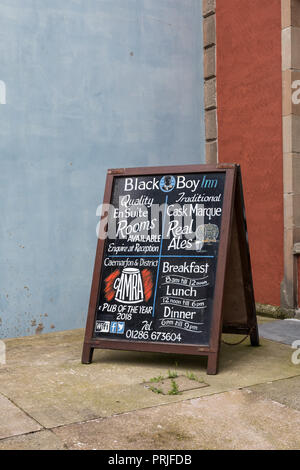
[0,0,205,338]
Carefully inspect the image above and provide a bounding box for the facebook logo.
[110,322,118,334]
[117,322,125,334]
[109,321,125,334]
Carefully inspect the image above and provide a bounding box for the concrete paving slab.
[0,393,41,439]
[143,375,209,395]
[0,430,66,450]
[249,376,300,412]
[53,389,300,450]
[2,329,84,368]
[0,328,299,429]
[259,319,300,345]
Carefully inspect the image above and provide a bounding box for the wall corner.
[281,0,300,311]
[203,0,218,164]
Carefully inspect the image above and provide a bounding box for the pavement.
[0,316,300,450]
[258,318,300,345]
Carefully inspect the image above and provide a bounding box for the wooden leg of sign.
[207,352,219,375]
[81,344,94,364]
[250,323,260,347]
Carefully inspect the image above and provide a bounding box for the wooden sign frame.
[82,164,259,375]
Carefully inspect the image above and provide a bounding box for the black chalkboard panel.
[82,165,259,375]
[94,172,225,346]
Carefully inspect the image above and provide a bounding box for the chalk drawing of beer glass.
[195,225,205,251]
[114,268,144,304]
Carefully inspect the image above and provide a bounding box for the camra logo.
[160,175,176,193]
[104,268,153,304]
[114,268,144,304]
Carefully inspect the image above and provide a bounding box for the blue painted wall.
[0,0,205,338]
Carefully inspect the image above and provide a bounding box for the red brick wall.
[216,0,284,305]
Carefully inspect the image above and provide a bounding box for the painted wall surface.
[0,0,205,338]
[216,0,283,305]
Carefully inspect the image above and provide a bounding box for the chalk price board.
[82,165,259,375]
[94,172,225,346]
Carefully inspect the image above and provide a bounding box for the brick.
[204,78,216,109]
[284,194,294,229]
[284,228,300,278]
[282,27,300,70]
[282,227,298,308]
[206,140,218,164]
[293,227,300,241]
[282,0,300,29]
[205,109,217,140]
[282,70,300,116]
[283,153,293,194]
[294,195,300,226]
[292,154,300,194]
[291,27,300,68]
[204,46,216,79]
[282,27,292,70]
[284,228,300,256]
[283,153,300,195]
[284,193,300,229]
[283,114,300,153]
[282,70,292,116]
[203,0,216,17]
[291,0,300,28]
[203,15,216,48]
[282,0,292,29]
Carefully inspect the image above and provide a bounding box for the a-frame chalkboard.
[82,164,259,375]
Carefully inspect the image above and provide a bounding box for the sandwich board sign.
[82,164,259,375]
